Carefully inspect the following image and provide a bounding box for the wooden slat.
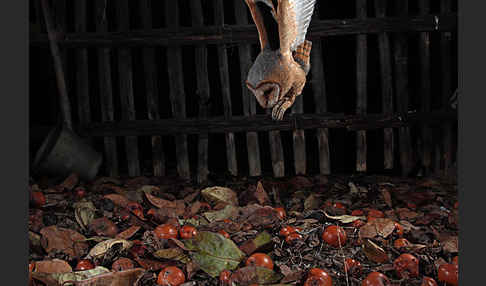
[52,0,68,124]
[214,0,238,176]
[356,0,367,172]
[30,14,458,47]
[418,0,432,174]
[310,8,331,175]
[375,0,394,170]
[267,110,285,178]
[190,0,210,184]
[165,0,191,180]
[393,0,413,176]
[234,0,262,177]
[440,0,454,176]
[74,0,91,133]
[116,0,140,176]
[139,0,165,177]
[95,1,118,176]
[292,96,306,175]
[40,0,73,129]
[83,111,457,137]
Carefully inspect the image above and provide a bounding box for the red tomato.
[344,258,362,275]
[75,259,95,271]
[322,225,347,247]
[285,232,303,243]
[246,253,274,270]
[179,225,197,239]
[421,276,438,286]
[154,224,178,239]
[393,253,419,278]
[157,266,185,286]
[437,263,458,286]
[218,230,230,238]
[393,238,411,249]
[361,272,390,286]
[303,275,332,286]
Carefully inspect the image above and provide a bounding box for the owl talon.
[272,100,291,120]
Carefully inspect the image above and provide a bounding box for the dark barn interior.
[28,1,459,285]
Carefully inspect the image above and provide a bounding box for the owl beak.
[254,82,280,109]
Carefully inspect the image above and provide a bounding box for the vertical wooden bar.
[418,0,432,174]
[95,0,119,177]
[374,0,394,169]
[291,96,306,174]
[214,0,238,176]
[267,111,285,177]
[393,0,413,176]
[234,0,262,177]
[139,0,165,177]
[165,0,191,180]
[441,0,454,176]
[74,1,91,134]
[310,9,331,175]
[40,0,73,129]
[116,0,141,176]
[356,0,367,172]
[190,0,210,184]
[52,0,68,124]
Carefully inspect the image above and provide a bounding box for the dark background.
[29,0,458,178]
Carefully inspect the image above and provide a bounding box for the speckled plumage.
[245,0,316,120]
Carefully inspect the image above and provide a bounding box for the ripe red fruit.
[285,232,303,243]
[154,224,178,239]
[322,225,347,247]
[274,207,286,220]
[394,222,404,237]
[333,202,346,211]
[157,266,185,286]
[421,276,438,286]
[112,257,135,271]
[30,191,46,207]
[219,270,231,284]
[179,225,198,239]
[344,258,362,275]
[393,238,411,249]
[222,219,232,223]
[279,226,295,237]
[75,259,95,271]
[352,220,366,228]
[393,253,419,278]
[351,209,364,216]
[303,275,332,286]
[437,263,458,286]
[361,272,390,286]
[308,268,332,283]
[246,253,274,270]
[367,209,384,218]
[218,230,230,238]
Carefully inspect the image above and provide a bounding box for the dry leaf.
[116,226,141,240]
[89,217,119,238]
[381,188,393,207]
[145,192,177,209]
[324,212,365,224]
[359,218,396,239]
[134,258,171,271]
[103,194,131,208]
[85,239,133,260]
[34,259,72,274]
[201,186,238,206]
[254,181,270,205]
[362,239,389,263]
[40,226,89,260]
[441,235,458,253]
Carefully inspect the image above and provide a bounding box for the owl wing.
[277,0,316,55]
[245,0,281,51]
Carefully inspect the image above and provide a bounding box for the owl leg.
[272,93,297,120]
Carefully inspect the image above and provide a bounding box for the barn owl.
[244,0,316,120]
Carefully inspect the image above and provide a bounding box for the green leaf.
[184,231,245,277]
[240,231,273,255]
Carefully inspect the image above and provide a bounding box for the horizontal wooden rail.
[30,14,457,47]
[80,110,457,137]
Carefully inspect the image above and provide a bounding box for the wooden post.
[40,0,73,129]
[74,0,91,135]
[267,110,285,177]
[139,0,165,177]
[165,0,191,180]
[440,0,454,176]
[214,0,238,176]
[418,0,432,174]
[292,96,306,175]
[310,8,331,175]
[116,0,141,176]
[374,0,394,170]
[356,0,367,172]
[393,0,413,176]
[234,0,262,177]
[95,0,119,177]
[190,0,211,184]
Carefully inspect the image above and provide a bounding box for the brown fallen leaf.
[281,270,304,283]
[441,235,458,253]
[229,266,283,285]
[134,258,172,271]
[145,192,177,209]
[34,259,72,274]
[116,226,141,240]
[359,218,396,239]
[104,194,131,208]
[40,226,89,260]
[72,268,145,286]
[396,208,420,220]
[362,239,389,263]
[59,173,79,191]
[185,261,199,280]
[89,217,119,238]
[201,186,238,206]
[381,188,393,208]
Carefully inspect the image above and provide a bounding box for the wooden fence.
[29,0,458,182]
